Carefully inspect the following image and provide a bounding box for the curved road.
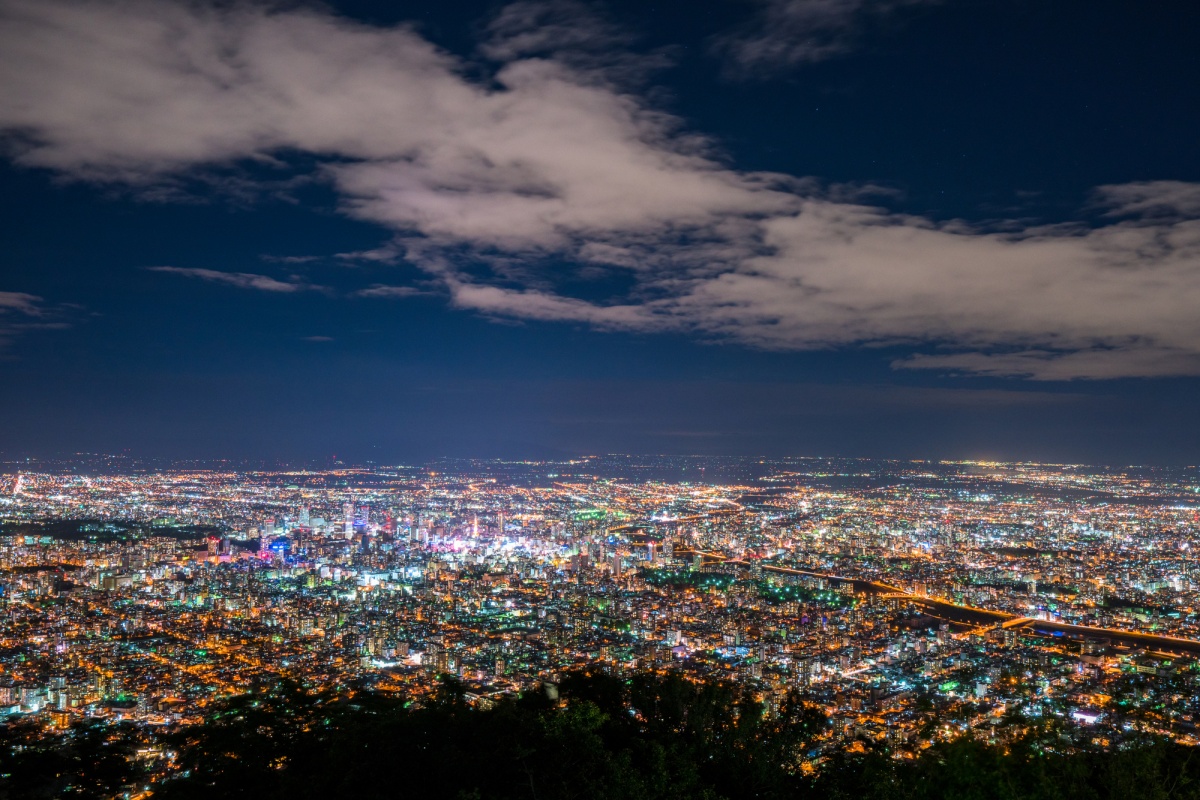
[649,539,1200,658]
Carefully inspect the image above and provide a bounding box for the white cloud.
[894,347,1200,381]
[353,284,426,298]
[1096,181,1200,220]
[148,267,322,293]
[262,254,322,264]
[714,0,940,74]
[0,291,44,316]
[0,290,70,351]
[2,0,1200,379]
[481,0,627,62]
[665,199,1200,363]
[447,281,651,327]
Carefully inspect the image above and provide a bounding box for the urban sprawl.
[3,455,1200,786]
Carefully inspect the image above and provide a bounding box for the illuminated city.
[3,455,1200,794]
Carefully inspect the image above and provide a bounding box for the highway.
[637,537,1200,658]
[610,506,1200,658]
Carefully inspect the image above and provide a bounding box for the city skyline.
[2,0,1200,464]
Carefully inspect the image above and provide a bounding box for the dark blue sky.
[1,0,1198,464]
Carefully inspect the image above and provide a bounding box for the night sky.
[1,0,1198,464]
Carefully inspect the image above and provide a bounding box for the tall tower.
[343,501,355,537]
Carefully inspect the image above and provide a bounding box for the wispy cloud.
[713,0,940,75]
[148,267,324,293]
[0,291,45,316]
[894,347,1200,382]
[2,0,1199,379]
[0,290,70,351]
[1095,181,1200,220]
[261,254,322,265]
[481,0,629,62]
[353,284,426,299]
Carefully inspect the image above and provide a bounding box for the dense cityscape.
[3,455,1200,795]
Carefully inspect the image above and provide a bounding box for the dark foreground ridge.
[5,672,1200,800]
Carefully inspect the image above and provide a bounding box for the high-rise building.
[797,656,816,686]
[343,501,354,537]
